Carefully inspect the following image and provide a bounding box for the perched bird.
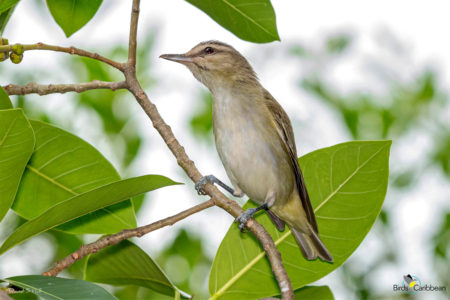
[160,41,333,262]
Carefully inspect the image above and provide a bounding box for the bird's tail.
[291,226,333,263]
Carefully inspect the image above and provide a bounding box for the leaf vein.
[26,165,77,195]
[314,145,387,213]
[221,0,276,38]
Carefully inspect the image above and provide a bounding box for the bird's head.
[160,41,257,92]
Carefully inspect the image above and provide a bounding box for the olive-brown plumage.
[160,41,333,262]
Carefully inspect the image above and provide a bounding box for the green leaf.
[186,0,279,43]
[85,240,190,298]
[0,175,180,254]
[0,0,19,14]
[2,275,117,300]
[9,292,39,300]
[0,109,34,222]
[326,35,351,54]
[0,6,15,35]
[0,0,18,34]
[292,285,334,299]
[209,141,391,299]
[0,86,13,109]
[46,0,103,37]
[12,120,136,234]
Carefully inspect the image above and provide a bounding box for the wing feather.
[263,89,319,233]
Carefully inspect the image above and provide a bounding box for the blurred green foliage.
[69,33,156,214]
[189,90,213,143]
[156,229,212,299]
[431,133,450,177]
[432,213,450,288]
[110,229,212,299]
[326,35,351,54]
[302,71,438,140]
[290,33,450,300]
[69,33,155,173]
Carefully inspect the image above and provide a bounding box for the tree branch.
[43,200,215,276]
[3,81,127,96]
[0,289,12,300]
[120,1,294,298]
[1,0,294,297]
[0,43,123,71]
[127,0,140,67]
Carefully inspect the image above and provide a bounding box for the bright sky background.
[1,1,449,299]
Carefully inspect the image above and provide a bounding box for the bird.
[160,41,333,262]
[403,274,416,288]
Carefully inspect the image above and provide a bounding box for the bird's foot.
[195,174,239,197]
[195,175,215,195]
[235,208,257,232]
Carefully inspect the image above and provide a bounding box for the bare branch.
[3,81,127,96]
[43,200,215,276]
[127,0,140,67]
[0,289,12,300]
[0,43,124,70]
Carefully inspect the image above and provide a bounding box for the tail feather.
[291,228,333,263]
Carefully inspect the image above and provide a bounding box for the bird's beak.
[159,53,193,64]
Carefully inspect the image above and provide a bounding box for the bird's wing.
[263,89,318,233]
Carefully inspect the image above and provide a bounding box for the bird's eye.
[204,47,214,54]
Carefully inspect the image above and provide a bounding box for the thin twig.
[3,81,127,96]
[43,200,215,276]
[0,289,12,300]
[0,43,123,70]
[127,0,140,67]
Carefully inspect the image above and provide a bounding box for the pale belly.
[213,110,294,205]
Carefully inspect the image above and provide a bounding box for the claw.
[195,176,211,195]
[235,208,257,232]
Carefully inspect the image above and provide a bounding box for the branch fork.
[2,0,294,298]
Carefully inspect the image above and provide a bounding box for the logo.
[402,274,421,294]
[393,274,446,295]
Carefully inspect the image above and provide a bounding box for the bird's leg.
[195,174,243,197]
[235,203,269,232]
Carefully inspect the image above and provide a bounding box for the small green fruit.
[12,44,24,55]
[9,52,23,64]
[0,53,7,62]
[0,37,9,62]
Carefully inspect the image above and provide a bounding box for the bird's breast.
[212,91,294,204]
